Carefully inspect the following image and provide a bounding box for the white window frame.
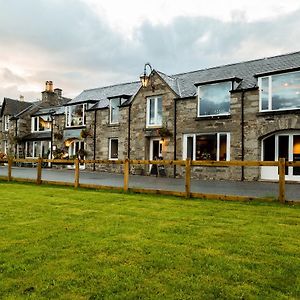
[258,70,300,112]
[25,141,51,158]
[4,115,10,131]
[182,133,230,161]
[65,104,86,127]
[197,82,232,117]
[109,98,120,124]
[108,138,118,160]
[31,116,51,132]
[146,96,162,127]
[3,140,8,154]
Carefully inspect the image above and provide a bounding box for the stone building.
[1,51,300,181]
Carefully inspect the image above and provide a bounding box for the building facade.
[1,52,300,181]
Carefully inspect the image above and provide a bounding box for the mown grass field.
[0,182,299,299]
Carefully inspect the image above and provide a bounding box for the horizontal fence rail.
[0,158,300,204]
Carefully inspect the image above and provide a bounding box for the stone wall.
[129,73,177,176]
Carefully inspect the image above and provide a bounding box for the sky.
[1,0,300,102]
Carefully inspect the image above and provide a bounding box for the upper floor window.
[4,115,10,131]
[259,71,300,111]
[110,98,120,124]
[198,82,231,117]
[146,96,162,127]
[183,133,230,161]
[66,104,86,127]
[31,115,51,132]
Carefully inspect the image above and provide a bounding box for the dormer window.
[66,104,86,127]
[146,96,162,127]
[258,71,300,111]
[4,115,10,131]
[109,98,120,124]
[197,81,232,117]
[31,115,51,132]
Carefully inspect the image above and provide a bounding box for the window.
[4,115,10,131]
[25,141,51,158]
[110,98,120,124]
[183,133,230,161]
[3,140,8,154]
[259,71,300,111]
[66,104,86,127]
[198,82,231,116]
[109,138,118,160]
[146,96,162,127]
[31,115,51,132]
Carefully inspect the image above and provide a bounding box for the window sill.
[65,125,86,129]
[108,123,120,127]
[195,114,231,121]
[257,109,300,117]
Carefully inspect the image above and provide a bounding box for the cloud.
[0,0,299,103]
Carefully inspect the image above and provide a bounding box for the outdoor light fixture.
[140,63,154,91]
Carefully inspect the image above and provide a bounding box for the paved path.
[0,166,299,201]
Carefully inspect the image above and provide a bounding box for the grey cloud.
[0,0,300,102]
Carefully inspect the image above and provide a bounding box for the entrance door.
[150,138,162,160]
[68,140,85,169]
[261,133,300,181]
[149,138,162,172]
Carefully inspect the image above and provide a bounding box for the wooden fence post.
[36,157,43,185]
[185,159,191,198]
[7,158,12,182]
[278,158,286,203]
[74,159,80,188]
[124,159,129,192]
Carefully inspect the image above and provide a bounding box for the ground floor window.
[262,132,300,177]
[183,133,230,161]
[109,138,118,160]
[25,141,51,158]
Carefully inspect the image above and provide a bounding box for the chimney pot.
[45,81,54,92]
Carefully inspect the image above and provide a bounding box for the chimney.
[19,95,24,101]
[45,81,54,92]
[54,88,62,98]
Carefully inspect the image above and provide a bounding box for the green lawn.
[0,182,299,300]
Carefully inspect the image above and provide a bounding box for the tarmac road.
[0,166,299,201]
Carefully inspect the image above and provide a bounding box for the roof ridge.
[172,50,300,77]
[82,80,140,92]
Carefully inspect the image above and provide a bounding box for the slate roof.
[0,98,33,117]
[32,105,65,116]
[69,81,141,108]
[172,51,300,97]
[67,51,300,109]
[22,131,51,141]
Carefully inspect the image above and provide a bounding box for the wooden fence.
[0,158,300,204]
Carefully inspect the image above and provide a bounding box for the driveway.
[0,166,299,201]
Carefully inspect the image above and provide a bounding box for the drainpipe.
[50,115,54,167]
[93,109,97,171]
[127,104,131,159]
[15,118,18,158]
[173,99,177,178]
[241,90,245,181]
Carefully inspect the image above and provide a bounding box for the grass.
[0,182,300,299]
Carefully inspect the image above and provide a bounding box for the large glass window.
[110,98,120,124]
[31,115,51,132]
[183,133,230,161]
[198,82,231,116]
[25,141,51,158]
[146,96,162,127]
[66,104,85,127]
[259,71,300,111]
[109,138,118,160]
